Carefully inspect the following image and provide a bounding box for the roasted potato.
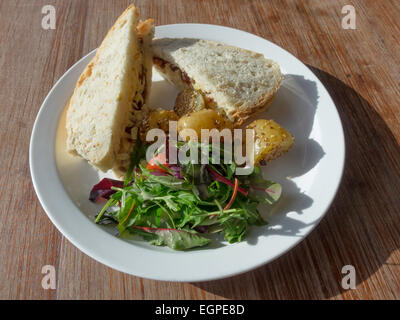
[174,88,206,117]
[177,108,233,141]
[140,108,179,140]
[246,119,294,164]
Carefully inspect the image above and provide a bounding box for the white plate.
[30,24,345,282]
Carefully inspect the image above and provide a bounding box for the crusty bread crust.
[137,18,154,36]
[137,19,155,102]
[75,4,139,92]
[152,38,282,127]
[230,74,282,127]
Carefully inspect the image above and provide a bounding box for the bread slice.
[66,5,154,172]
[152,38,282,127]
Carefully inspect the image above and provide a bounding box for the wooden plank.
[0,0,87,299]
[0,0,399,299]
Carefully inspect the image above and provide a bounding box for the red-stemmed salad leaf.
[89,178,124,203]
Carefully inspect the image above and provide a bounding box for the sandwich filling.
[153,57,194,88]
[115,43,150,175]
[153,56,221,119]
[113,20,154,176]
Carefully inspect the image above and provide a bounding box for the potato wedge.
[247,119,294,164]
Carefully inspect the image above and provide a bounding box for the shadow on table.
[191,67,400,299]
[246,73,324,244]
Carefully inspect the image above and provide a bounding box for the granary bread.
[66,4,154,173]
[152,38,282,126]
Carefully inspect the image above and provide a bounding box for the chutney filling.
[115,42,149,174]
[153,57,193,86]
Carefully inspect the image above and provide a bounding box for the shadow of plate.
[192,67,400,299]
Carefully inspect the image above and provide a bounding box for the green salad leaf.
[131,226,211,250]
[92,140,282,250]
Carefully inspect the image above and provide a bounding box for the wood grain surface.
[0,0,399,300]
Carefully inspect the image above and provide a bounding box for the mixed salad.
[90,140,282,250]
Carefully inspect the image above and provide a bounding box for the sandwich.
[66,4,154,174]
[152,38,283,127]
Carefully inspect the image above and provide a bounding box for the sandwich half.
[152,38,282,126]
[66,4,154,174]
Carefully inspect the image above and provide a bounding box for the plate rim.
[30,23,345,282]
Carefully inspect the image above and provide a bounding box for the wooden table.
[1,0,399,300]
